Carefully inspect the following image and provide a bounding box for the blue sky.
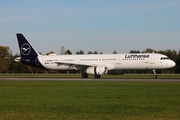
[1,0,180,55]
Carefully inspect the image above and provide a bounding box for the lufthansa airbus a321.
[15,33,176,78]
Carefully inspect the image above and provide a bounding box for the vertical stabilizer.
[16,33,39,58]
[16,33,43,68]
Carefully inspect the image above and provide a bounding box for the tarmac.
[1,78,180,82]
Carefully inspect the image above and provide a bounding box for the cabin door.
[150,54,155,64]
[76,57,80,63]
[116,57,121,65]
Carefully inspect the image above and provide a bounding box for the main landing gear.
[81,73,101,78]
[94,75,101,78]
[153,70,157,79]
[81,73,88,78]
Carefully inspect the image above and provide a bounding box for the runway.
[1,78,180,82]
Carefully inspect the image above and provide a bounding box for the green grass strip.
[0,80,179,120]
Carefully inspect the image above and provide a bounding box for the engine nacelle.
[86,66,108,75]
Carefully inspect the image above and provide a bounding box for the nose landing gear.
[153,70,157,79]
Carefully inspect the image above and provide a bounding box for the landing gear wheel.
[153,75,157,79]
[94,75,101,78]
[152,70,157,79]
[81,73,88,78]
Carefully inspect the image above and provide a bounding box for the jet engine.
[86,66,108,75]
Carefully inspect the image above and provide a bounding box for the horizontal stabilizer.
[14,57,30,62]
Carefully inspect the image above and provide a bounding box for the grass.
[0,80,180,120]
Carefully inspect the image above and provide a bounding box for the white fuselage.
[15,33,176,78]
[37,53,175,71]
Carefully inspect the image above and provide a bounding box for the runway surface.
[1,78,180,82]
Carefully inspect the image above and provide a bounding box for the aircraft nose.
[168,60,176,68]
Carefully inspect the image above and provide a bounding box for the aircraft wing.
[55,61,115,70]
[55,61,98,67]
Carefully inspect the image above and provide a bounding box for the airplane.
[15,33,176,79]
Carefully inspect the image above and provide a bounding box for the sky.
[0,0,180,55]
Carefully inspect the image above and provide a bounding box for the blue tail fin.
[16,33,43,68]
[17,33,39,58]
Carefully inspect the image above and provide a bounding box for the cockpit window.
[160,57,169,60]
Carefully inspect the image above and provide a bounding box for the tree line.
[0,46,179,73]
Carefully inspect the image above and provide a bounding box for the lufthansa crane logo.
[21,43,31,55]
